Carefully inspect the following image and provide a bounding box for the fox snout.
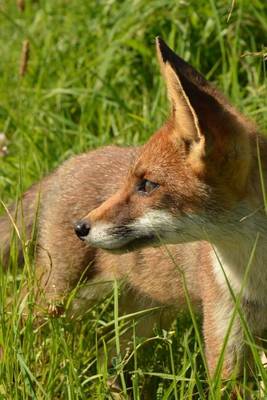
[74,215,135,250]
[74,220,91,240]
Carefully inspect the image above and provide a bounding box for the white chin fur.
[129,210,204,244]
[83,210,204,250]
[84,222,131,249]
[84,211,180,250]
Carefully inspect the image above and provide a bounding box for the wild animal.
[1,38,267,392]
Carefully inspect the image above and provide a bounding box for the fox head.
[75,38,257,251]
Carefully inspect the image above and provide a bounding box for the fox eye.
[137,179,159,195]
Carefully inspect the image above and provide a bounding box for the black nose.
[74,220,91,239]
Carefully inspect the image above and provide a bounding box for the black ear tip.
[156,36,166,46]
[156,37,174,64]
[156,37,166,51]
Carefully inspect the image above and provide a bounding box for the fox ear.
[161,61,202,142]
[156,37,251,150]
[156,38,202,143]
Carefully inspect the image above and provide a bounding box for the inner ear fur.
[156,38,252,147]
[164,62,202,143]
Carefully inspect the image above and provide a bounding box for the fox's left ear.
[156,40,202,143]
[156,37,252,151]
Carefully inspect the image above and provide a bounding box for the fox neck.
[208,134,267,304]
[210,201,267,305]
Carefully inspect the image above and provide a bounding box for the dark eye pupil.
[138,179,159,194]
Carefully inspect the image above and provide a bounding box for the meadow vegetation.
[0,0,266,398]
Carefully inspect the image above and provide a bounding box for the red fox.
[0,38,267,384]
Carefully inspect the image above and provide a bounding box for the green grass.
[0,0,267,398]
